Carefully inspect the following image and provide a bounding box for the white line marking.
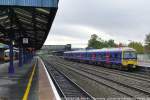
[40,58,61,100]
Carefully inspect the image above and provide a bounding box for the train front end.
[122,49,138,70]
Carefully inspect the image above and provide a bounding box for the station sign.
[23,38,28,44]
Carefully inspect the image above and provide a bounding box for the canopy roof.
[0,1,58,50]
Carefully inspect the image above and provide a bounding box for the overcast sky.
[44,0,150,48]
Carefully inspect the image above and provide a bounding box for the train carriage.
[64,47,138,70]
[3,49,19,62]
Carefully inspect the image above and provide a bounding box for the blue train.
[63,47,138,70]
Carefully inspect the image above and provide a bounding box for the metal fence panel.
[138,54,150,62]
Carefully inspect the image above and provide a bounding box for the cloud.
[45,0,150,47]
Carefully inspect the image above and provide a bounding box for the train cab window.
[5,52,9,57]
[124,51,137,59]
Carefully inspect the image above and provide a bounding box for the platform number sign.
[23,38,28,44]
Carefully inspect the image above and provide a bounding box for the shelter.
[0,0,59,50]
[0,0,59,73]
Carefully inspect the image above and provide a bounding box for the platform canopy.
[0,0,59,50]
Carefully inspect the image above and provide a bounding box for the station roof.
[0,0,59,50]
[0,43,8,49]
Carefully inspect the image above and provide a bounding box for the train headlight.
[133,65,136,68]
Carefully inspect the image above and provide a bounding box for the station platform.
[0,57,61,100]
[0,59,36,100]
[38,57,61,100]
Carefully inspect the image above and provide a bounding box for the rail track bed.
[45,56,150,98]
[42,59,93,100]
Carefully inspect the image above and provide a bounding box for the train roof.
[64,47,136,53]
[4,49,19,52]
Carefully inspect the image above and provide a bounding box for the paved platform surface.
[38,58,60,100]
[0,60,35,100]
[28,61,39,100]
[24,57,60,100]
[0,57,61,100]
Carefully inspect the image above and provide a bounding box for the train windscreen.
[123,51,137,59]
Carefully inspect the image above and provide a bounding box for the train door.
[106,51,110,64]
[92,53,96,61]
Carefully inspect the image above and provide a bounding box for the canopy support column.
[19,47,23,67]
[8,41,14,74]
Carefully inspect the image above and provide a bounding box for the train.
[1,49,19,62]
[63,47,138,70]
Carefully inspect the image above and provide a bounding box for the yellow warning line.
[22,63,36,100]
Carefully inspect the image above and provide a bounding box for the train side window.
[109,53,113,60]
[101,53,103,60]
[96,53,98,58]
[5,52,9,57]
[93,53,96,58]
[115,53,118,60]
[101,53,105,60]
[118,53,121,59]
[88,53,90,58]
[86,53,88,57]
[90,53,92,58]
[86,53,89,58]
[115,53,118,59]
[89,54,91,58]
[114,53,121,60]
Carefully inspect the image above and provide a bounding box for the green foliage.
[88,34,117,49]
[128,42,144,54]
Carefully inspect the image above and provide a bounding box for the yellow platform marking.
[22,63,36,100]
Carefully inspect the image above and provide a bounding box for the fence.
[137,54,150,63]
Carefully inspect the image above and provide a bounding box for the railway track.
[42,59,94,100]
[47,57,150,98]
[56,59,150,87]
[55,57,150,82]
[55,62,150,98]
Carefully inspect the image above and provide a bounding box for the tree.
[88,34,117,49]
[107,39,116,47]
[88,34,101,49]
[128,42,144,54]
